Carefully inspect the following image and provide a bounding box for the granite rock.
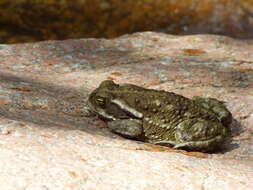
[0,32,252,190]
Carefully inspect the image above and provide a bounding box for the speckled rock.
[0,32,252,190]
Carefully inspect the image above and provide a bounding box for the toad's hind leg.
[174,119,227,152]
[192,96,232,126]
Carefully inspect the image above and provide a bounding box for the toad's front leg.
[107,119,143,139]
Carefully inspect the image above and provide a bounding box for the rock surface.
[0,32,252,189]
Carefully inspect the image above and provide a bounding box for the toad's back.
[108,84,220,123]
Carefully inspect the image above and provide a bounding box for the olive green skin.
[88,80,232,152]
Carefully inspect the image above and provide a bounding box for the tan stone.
[0,32,252,189]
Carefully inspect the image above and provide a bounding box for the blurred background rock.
[0,0,253,44]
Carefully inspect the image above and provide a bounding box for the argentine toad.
[88,80,232,152]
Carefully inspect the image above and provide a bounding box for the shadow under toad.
[0,72,108,136]
[218,118,243,153]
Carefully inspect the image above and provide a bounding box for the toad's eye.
[96,97,106,106]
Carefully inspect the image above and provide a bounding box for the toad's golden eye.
[96,97,105,106]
